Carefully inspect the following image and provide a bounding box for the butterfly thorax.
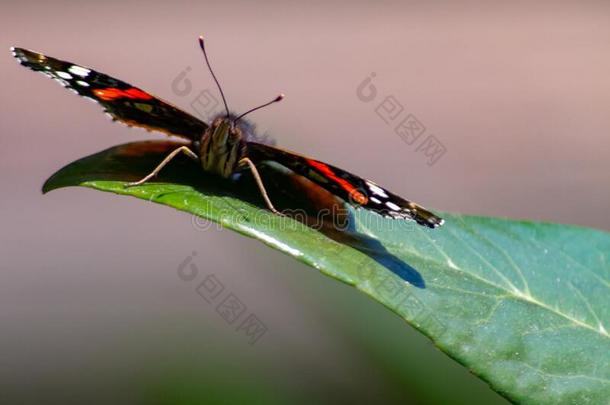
[199,117,246,178]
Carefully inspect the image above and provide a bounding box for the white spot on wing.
[56,71,73,80]
[385,201,401,211]
[366,181,389,198]
[68,65,90,77]
[370,197,381,204]
[76,80,90,87]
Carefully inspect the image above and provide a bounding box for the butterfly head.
[208,115,243,146]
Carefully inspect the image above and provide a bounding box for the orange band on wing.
[93,87,153,101]
[305,159,368,205]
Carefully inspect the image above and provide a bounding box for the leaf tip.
[41,174,61,194]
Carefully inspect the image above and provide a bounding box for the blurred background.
[1,1,609,404]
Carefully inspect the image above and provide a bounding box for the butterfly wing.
[11,47,207,141]
[247,142,444,228]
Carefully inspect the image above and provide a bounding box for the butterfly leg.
[238,157,282,215]
[125,146,199,187]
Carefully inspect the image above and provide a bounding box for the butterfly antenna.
[198,36,230,118]
[234,93,284,124]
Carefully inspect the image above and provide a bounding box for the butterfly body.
[199,116,247,178]
[11,44,444,228]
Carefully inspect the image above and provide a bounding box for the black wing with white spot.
[11,47,207,140]
[247,142,444,228]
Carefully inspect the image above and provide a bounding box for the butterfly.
[10,37,443,228]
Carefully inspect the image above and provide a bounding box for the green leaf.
[44,141,610,404]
